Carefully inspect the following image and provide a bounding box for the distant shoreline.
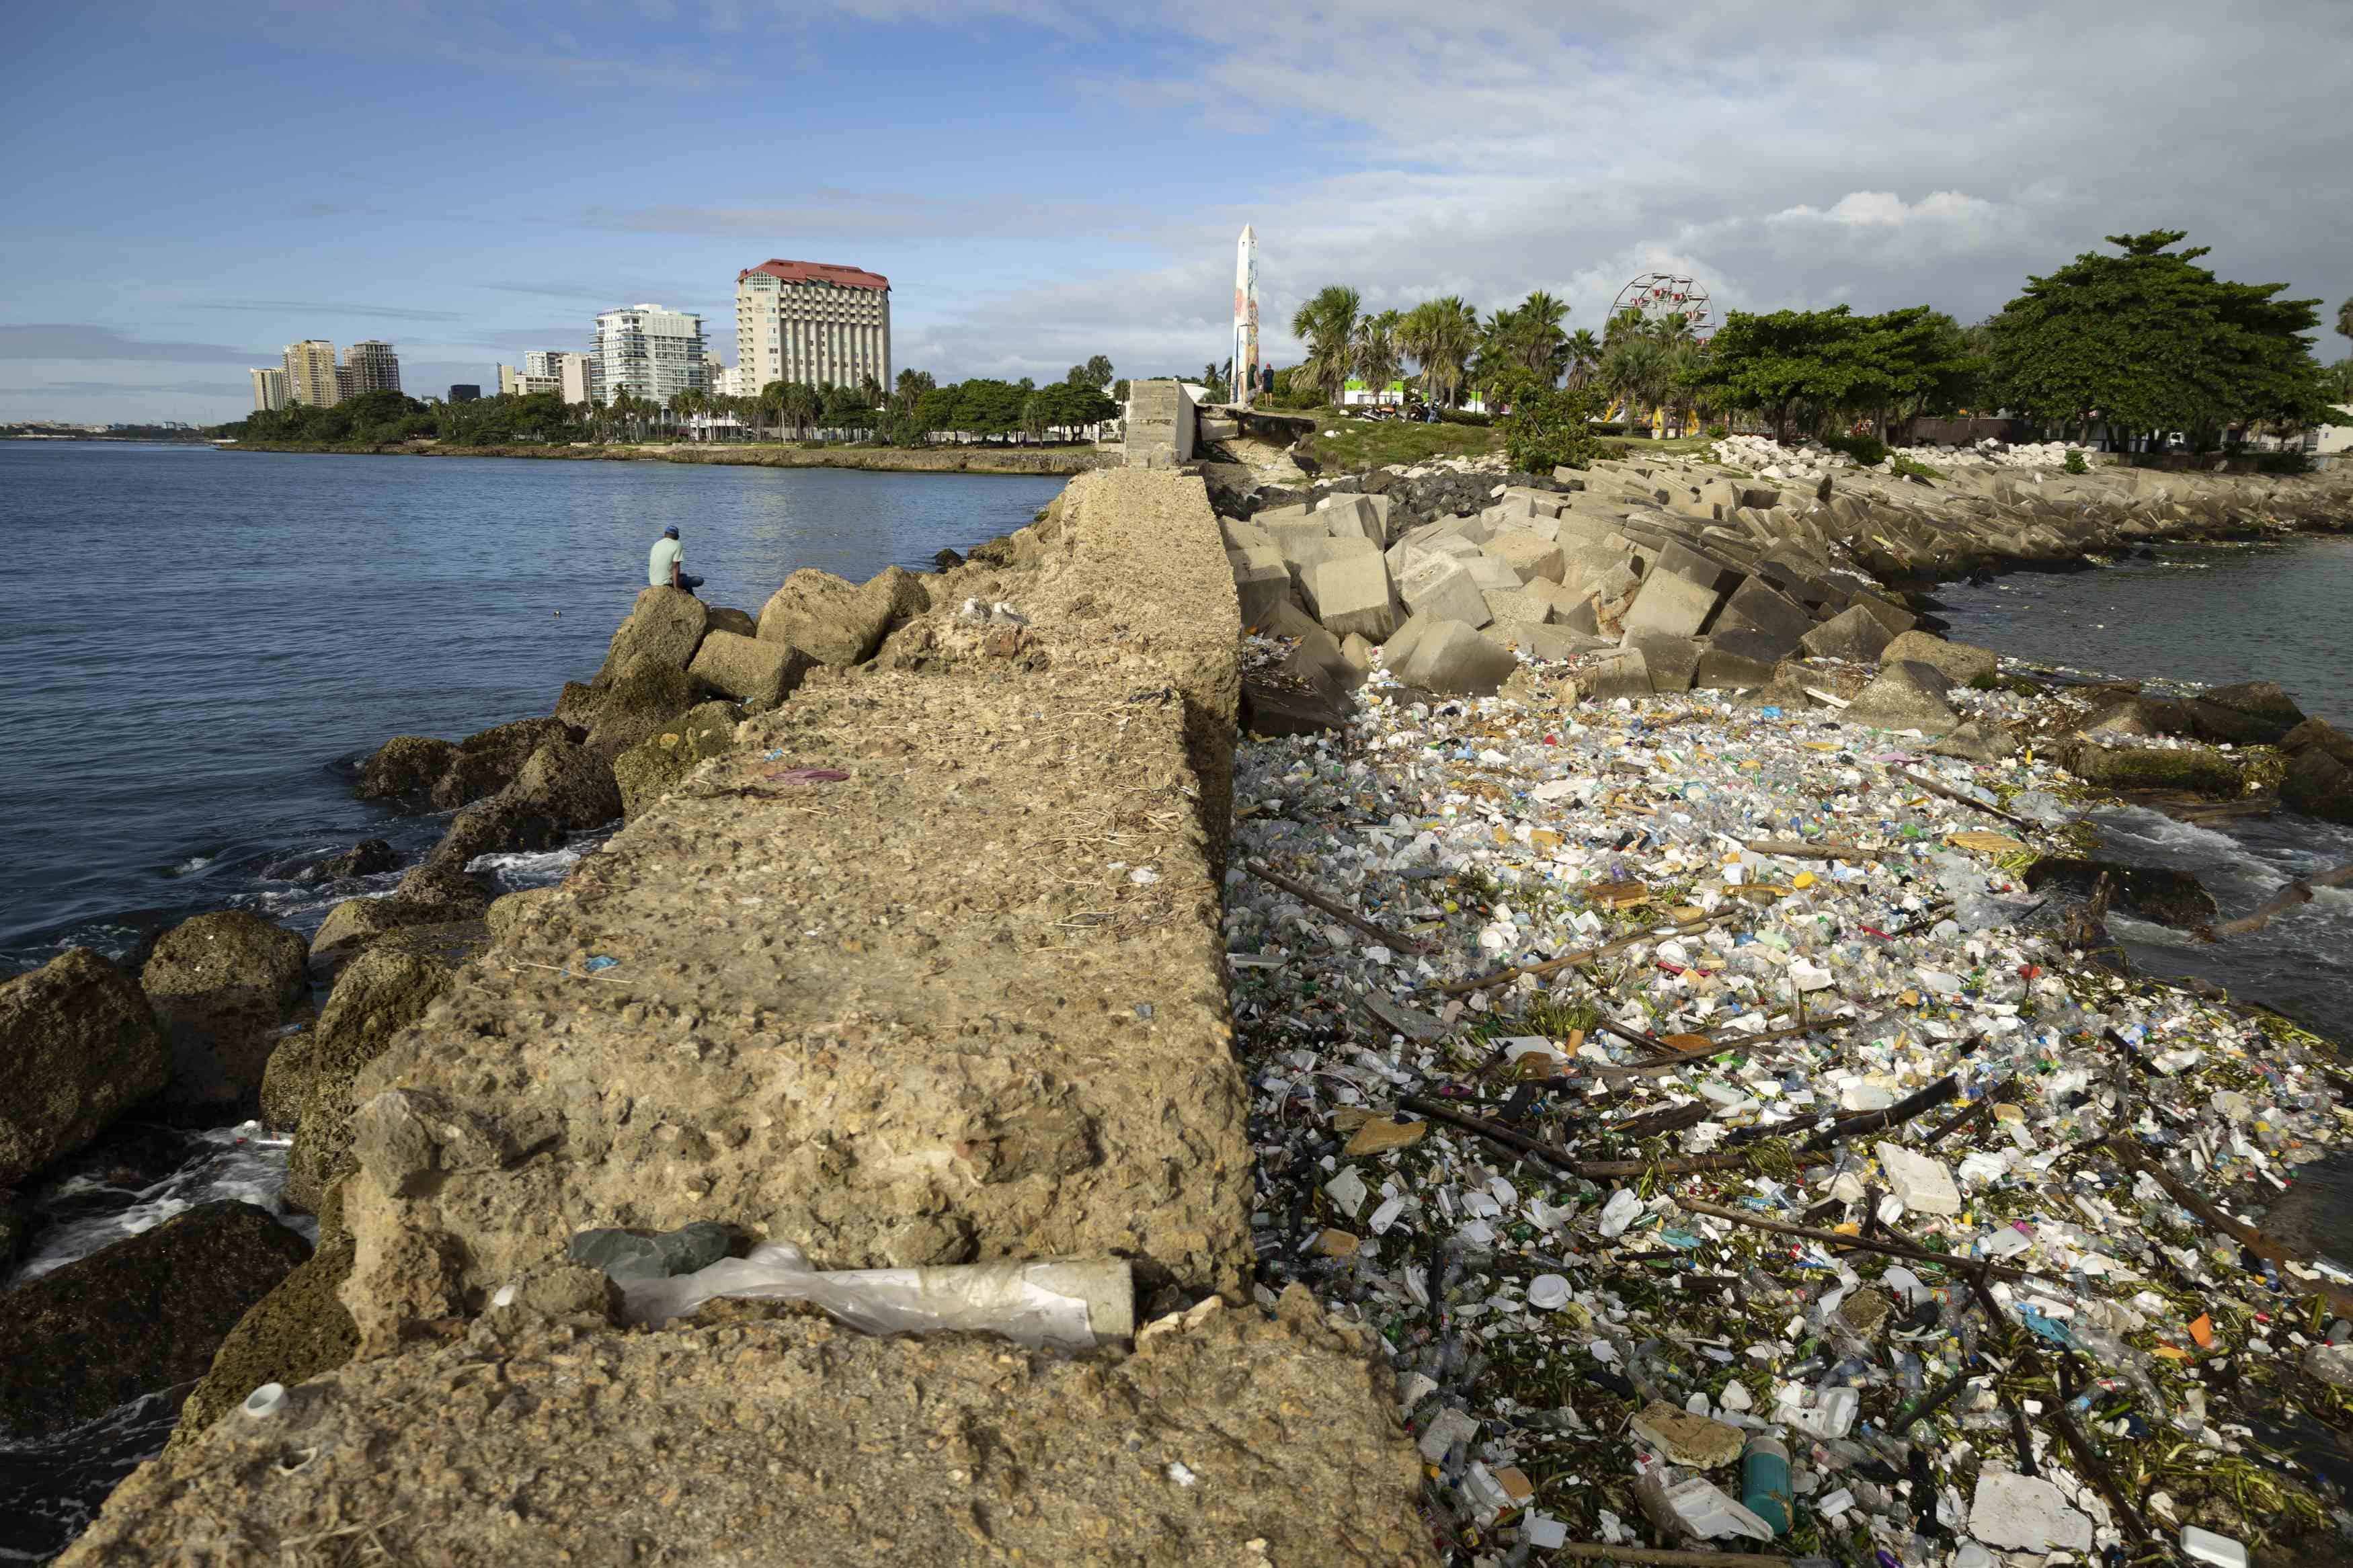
[221,440,1113,477]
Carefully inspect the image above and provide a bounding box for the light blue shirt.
[648,536,683,587]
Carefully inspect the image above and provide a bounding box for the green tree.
[1352,310,1402,406]
[2338,297,2352,354]
[1397,296,1478,408]
[1562,329,1603,389]
[1490,370,1603,472]
[1989,231,2329,450]
[1289,284,1361,407]
[1679,306,1874,443]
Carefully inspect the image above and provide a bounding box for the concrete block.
[1558,544,1632,596]
[1483,589,1553,626]
[1398,620,1518,696]
[1526,579,1583,620]
[1228,547,1291,632]
[1452,511,1495,545]
[1261,513,1330,567]
[1483,533,1567,585]
[1694,646,1779,690]
[1279,624,1364,697]
[1398,555,1493,628]
[1252,502,1314,528]
[1301,551,1401,643]
[1651,540,1743,596]
[1622,630,1702,692]
[1710,625,1802,665]
[1718,577,1814,648]
[1462,554,1523,594]
[1799,604,1895,662]
[1849,593,1919,638]
[1490,622,1607,661]
[1620,569,1725,641]
[1220,519,1274,552]
[1380,612,1437,665]
[1587,649,1653,700]
[687,630,814,708]
[1499,485,1565,518]
[1880,630,1997,686]
[1320,494,1384,546]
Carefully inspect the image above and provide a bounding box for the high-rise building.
[558,353,596,406]
[344,340,401,397]
[250,367,290,412]
[734,259,890,393]
[282,339,340,407]
[592,304,706,405]
[448,384,481,403]
[498,356,565,397]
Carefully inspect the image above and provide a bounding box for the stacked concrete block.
[1320,494,1387,547]
[1302,548,1401,643]
[1229,545,1291,630]
[1462,553,1524,594]
[1396,620,1518,696]
[1483,588,1554,626]
[1483,534,1567,585]
[1398,555,1493,628]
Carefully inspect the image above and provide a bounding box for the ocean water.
[0,443,1064,971]
[1930,535,2353,1042]
[0,440,1064,1559]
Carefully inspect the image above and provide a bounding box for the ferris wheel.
[1611,272,1713,341]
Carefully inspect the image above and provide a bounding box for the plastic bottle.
[1742,1434,1792,1534]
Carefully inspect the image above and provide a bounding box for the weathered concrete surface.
[82,466,1430,1563]
[69,1290,1434,1568]
[333,468,1252,1355]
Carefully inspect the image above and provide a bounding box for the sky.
[3,0,2348,425]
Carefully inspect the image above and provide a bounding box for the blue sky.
[4,0,2348,423]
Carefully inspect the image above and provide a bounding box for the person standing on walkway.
[647,526,703,595]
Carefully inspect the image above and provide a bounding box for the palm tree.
[1563,329,1603,388]
[756,380,786,443]
[1398,296,1479,409]
[1289,284,1361,407]
[783,382,822,443]
[1600,337,1669,434]
[2338,296,2352,351]
[1353,310,1402,407]
[1512,290,1570,380]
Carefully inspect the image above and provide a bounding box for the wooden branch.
[1243,859,1431,954]
[1427,909,1744,998]
[1744,839,1888,862]
[1397,1094,1581,1173]
[2106,1139,2353,1319]
[1680,1199,2054,1286]
[1893,766,2034,829]
[2213,862,2353,938]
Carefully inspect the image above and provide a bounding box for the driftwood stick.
[1744,839,1888,863]
[1548,1546,1793,1567]
[1398,1094,1581,1173]
[1893,766,2034,829]
[2213,862,2353,938]
[1244,860,1431,955]
[2106,1140,2353,1319]
[1429,910,1745,997]
[1679,1199,2051,1286]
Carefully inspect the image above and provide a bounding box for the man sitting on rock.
[647,526,704,596]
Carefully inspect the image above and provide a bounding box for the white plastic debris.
[1525,1274,1570,1310]
[1597,1188,1644,1237]
[1634,1470,1775,1542]
[1875,1141,1962,1216]
[1970,1471,2094,1554]
[2182,1525,2249,1567]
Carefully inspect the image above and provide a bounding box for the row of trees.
[227,361,1125,449]
[1277,231,2344,456]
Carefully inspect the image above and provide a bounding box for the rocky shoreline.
[223,438,1113,477]
[12,451,2353,1564]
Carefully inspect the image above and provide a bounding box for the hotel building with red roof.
[734,258,891,393]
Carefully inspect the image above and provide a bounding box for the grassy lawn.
[1597,433,1718,460]
[1291,411,1503,473]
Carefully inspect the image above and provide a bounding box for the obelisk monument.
[1232,225,1259,407]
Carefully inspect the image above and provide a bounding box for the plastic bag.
[620,1242,1131,1352]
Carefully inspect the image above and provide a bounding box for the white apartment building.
[734,259,890,392]
[250,366,289,412]
[344,340,402,396]
[282,339,340,406]
[498,359,561,397]
[592,304,707,405]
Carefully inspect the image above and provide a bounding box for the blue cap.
[664,526,680,538]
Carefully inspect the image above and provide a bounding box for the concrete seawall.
[62,469,1438,1565]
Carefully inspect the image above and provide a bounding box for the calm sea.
[0,442,1064,973]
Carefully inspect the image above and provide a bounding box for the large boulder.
[510,740,622,831]
[1879,630,1999,687]
[582,654,705,760]
[1800,604,1895,663]
[2187,681,2306,746]
[273,924,486,1212]
[611,701,744,820]
[2023,858,2219,930]
[167,1227,356,1454]
[0,949,170,1187]
[310,869,492,962]
[0,1200,307,1440]
[420,794,563,876]
[1839,661,1959,733]
[705,606,758,639]
[431,718,578,811]
[755,569,894,668]
[354,735,455,802]
[592,586,709,686]
[2065,741,2242,798]
[139,911,310,1114]
[688,630,815,708]
[2282,745,2353,824]
[314,838,397,880]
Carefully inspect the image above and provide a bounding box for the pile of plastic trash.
[1226,641,2353,1567]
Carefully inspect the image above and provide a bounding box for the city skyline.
[3,1,2348,424]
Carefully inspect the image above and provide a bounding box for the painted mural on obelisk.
[1232,224,1259,407]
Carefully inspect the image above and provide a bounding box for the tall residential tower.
[734,259,890,393]
[344,340,402,396]
[282,339,340,406]
[592,304,706,405]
